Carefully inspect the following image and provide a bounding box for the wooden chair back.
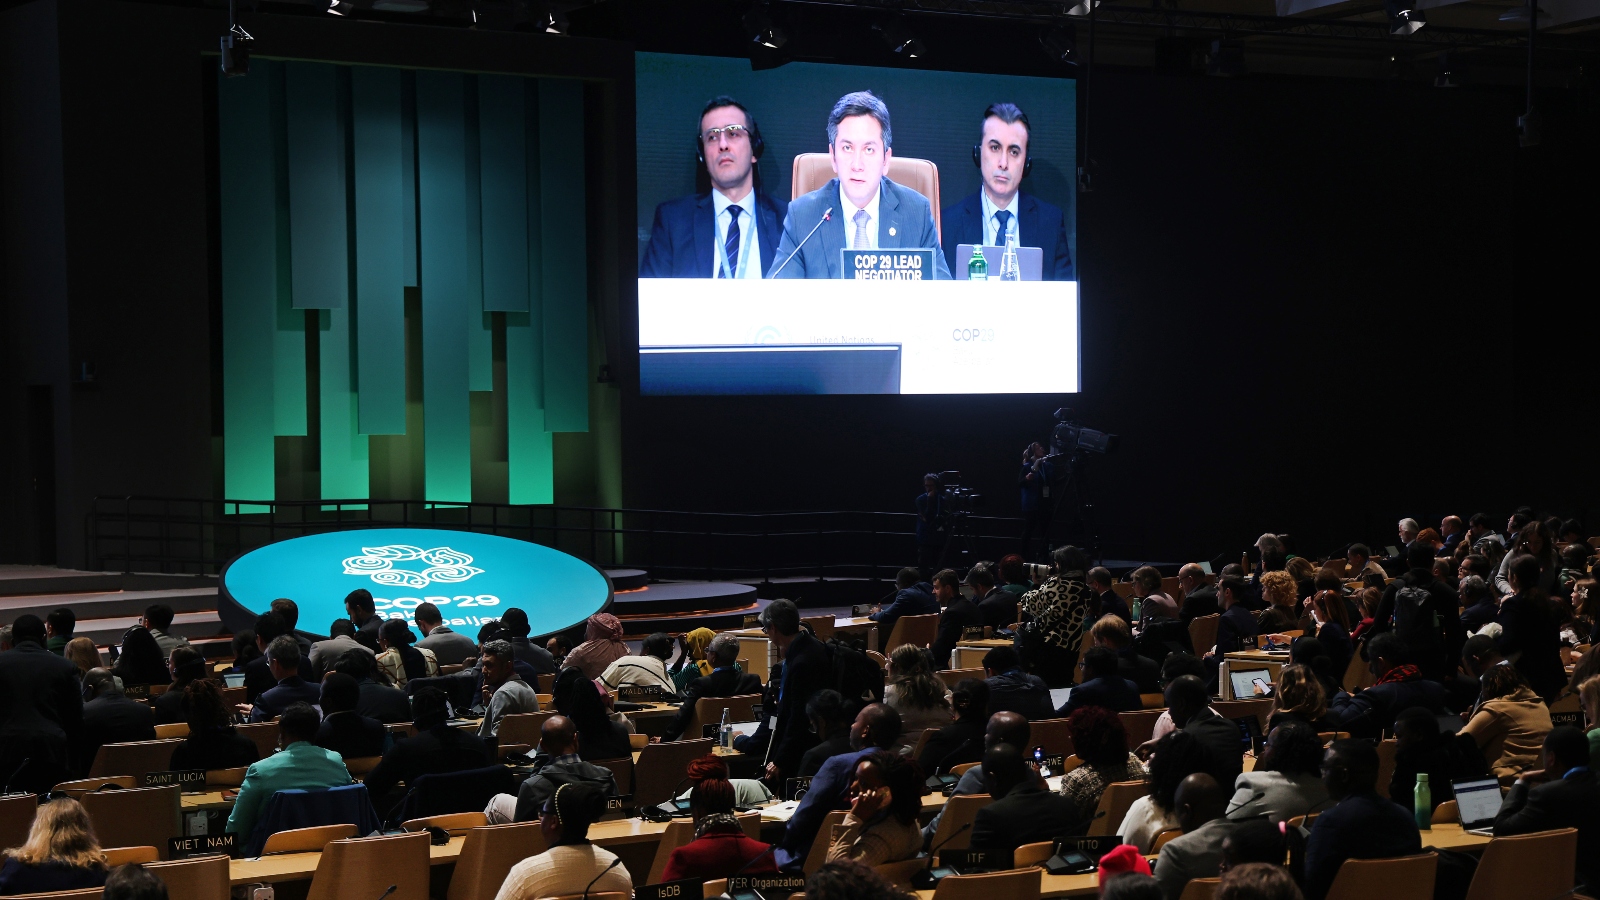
[446,822,546,900]
[1463,828,1578,900]
[103,846,160,866]
[88,739,186,781]
[145,852,231,900]
[261,824,358,855]
[305,832,431,900]
[0,793,38,850]
[1014,841,1054,868]
[634,739,714,807]
[1374,739,1397,799]
[439,664,464,675]
[803,810,848,876]
[1430,800,1458,825]
[910,728,938,761]
[496,711,556,750]
[950,762,979,777]
[219,686,246,708]
[1088,781,1149,836]
[1343,642,1374,692]
[930,867,1041,900]
[1029,719,1074,757]
[1286,813,1321,829]
[81,785,181,859]
[536,673,555,692]
[0,888,103,898]
[51,777,135,799]
[235,722,280,760]
[345,756,382,778]
[646,818,696,885]
[546,894,628,900]
[936,668,985,689]
[1119,709,1164,750]
[403,812,489,833]
[154,723,190,739]
[1140,693,1165,709]
[1187,614,1220,658]
[928,794,990,853]
[885,614,939,651]
[1178,877,1220,900]
[1324,852,1437,900]
[801,616,836,642]
[703,880,729,899]
[205,767,247,788]
[737,810,760,840]
[1151,827,1184,850]
[685,694,762,742]
[588,757,635,796]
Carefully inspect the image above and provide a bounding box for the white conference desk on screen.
[637,277,1079,395]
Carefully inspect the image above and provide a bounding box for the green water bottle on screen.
[968,246,988,281]
[1414,773,1432,830]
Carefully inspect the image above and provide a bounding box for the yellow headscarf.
[684,627,717,677]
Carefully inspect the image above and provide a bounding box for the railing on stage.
[86,495,1027,582]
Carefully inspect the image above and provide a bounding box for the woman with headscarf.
[661,755,778,880]
[670,627,719,694]
[563,614,628,680]
[552,667,633,761]
[111,626,171,688]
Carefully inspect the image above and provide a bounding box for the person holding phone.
[825,750,924,866]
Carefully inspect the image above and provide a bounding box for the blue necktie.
[994,209,1012,246]
[721,206,742,278]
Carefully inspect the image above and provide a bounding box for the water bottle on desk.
[968,246,988,281]
[1414,773,1432,830]
[719,708,732,751]
[999,234,1021,281]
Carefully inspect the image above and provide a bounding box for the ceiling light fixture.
[1039,25,1076,63]
[1386,0,1426,35]
[875,15,925,58]
[743,3,788,49]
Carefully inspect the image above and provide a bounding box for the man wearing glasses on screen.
[768,90,950,279]
[639,96,788,279]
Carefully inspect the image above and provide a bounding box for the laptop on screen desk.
[955,244,1044,281]
[1453,778,1505,835]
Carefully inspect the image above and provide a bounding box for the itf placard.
[219,528,612,639]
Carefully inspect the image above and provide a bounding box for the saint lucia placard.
[218,528,612,639]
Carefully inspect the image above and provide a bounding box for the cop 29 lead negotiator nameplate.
[218,528,613,639]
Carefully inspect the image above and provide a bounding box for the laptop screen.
[1453,779,1504,827]
[1228,667,1272,700]
[1049,688,1072,710]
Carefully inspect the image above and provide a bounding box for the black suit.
[918,716,985,775]
[1058,675,1140,717]
[0,640,84,793]
[315,711,389,760]
[1494,769,1600,895]
[939,191,1074,281]
[76,692,157,776]
[970,784,1087,850]
[357,678,414,724]
[355,614,385,653]
[362,725,493,806]
[931,598,984,670]
[663,666,764,742]
[1180,586,1220,625]
[1179,708,1244,788]
[1097,590,1132,626]
[765,631,832,779]
[242,655,276,703]
[1116,648,1161,694]
[639,189,788,278]
[977,588,1018,631]
[797,732,853,779]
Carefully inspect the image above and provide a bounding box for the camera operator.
[915,474,947,576]
[1019,442,1053,561]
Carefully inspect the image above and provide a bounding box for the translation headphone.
[695,96,765,165]
[972,102,1033,179]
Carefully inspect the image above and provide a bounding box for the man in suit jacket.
[363,687,491,809]
[931,569,984,670]
[1088,567,1132,625]
[1303,740,1421,900]
[970,742,1084,850]
[641,96,787,279]
[414,601,479,666]
[1088,614,1160,694]
[307,618,375,681]
[75,667,156,776]
[664,634,764,741]
[1058,647,1141,717]
[1177,564,1220,625]
[939,103,1072,281]
[1152,773,1233,900]
[1494,726,1600,896]
[769,91,950,280]
[1204,575,1258,661]
[734,600,832,782]
[0,615,83,793]
[870,567,939,646]
[1165,675,1244,787]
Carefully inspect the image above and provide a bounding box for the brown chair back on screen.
[885,614,939,651]
[1178,877,1220,900]
[685,694,761,743]
[1463,828,1578,900]
[305,832,431,900]
[1187,615,1220,659]
[929,867,1041,900]
[235,722,279,760]
[145,852,231,900]
[1324,852,1437,900]
[1088,781,1149,837]
[260,824,359,855]
[587,756,635,796]
[446,822,546,900]
[88,739,186,782]
[789,153,943,241]
[633,738,714,807]
[0,793,38,850]
[81,785,181,859]
[102,846,160,866]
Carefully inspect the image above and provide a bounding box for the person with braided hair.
[661,755,778,880]
[493,783,634,900]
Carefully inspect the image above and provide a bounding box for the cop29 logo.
[342,544,485,589]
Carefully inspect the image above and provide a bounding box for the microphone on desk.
[374,886,397,900]
[2,759,31,797]
[582,858,623,900]
[768,208,833,279]
[912,823,972,890]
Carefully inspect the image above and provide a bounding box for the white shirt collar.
[980,190,1020,246]
[838,179,883,250]
[711,187,756,220]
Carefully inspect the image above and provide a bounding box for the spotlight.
[743,3,788,49]
[1039,25,1076,64]
[219,0,252,77]
[874,15,925,58]
[1065,0,1099,17]
[1206,38,1245,76]
[536,4,568,33]
[1433,51,1458,87]
[1386,0,1425,34]
[327,0,354,15]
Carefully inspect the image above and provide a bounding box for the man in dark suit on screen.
[940,103,1073,281]
[768,91,950,280]
[640,96,787,279]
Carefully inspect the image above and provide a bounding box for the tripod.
[1046,450,1103,564]
[936,509,981,571]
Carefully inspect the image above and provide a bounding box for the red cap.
[1096,844,1153,888]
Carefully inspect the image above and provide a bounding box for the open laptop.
[1228,666,1273,701]
[955,244,1044,281]
[1453,778,1505,835]
[1049,687,1072,710]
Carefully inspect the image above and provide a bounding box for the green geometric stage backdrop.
[217,61,588,505]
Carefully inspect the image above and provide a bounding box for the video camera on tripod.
[1048,409,1118,458]
[935,471,984,515]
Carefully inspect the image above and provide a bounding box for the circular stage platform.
[219,528,612,640]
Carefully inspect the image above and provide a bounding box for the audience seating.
[305,832,431,900]
[876,857,933,887]
[81,785,181,859]
[589,757,635,796]
[1324,852,1437,900]
[443,821,545,900]
[884,613,939,651]
[52,777,135,798]
[929,867,1041,900]
[547,894,627,900]
[389,765,513,828]
[1374,739,1397,799]
[494,711,556,751]
[801,616,836,642]
[236,722,280,759]
[1187,614,1220,658]
[219,686,246,708]
[206,767,247,788]
[935,668,984,689]
[1342,645,1374,693]
[928,794,990,853]
[145,853,230,900]
[703,879,729,899]
[683,694,761,740]
[1210,699,1272,733]
[1431,800,1458,825]
[260,823,359,855]
[634,739,713,807]
[1,888,102,898]
[646,819,696,884]
[1088,781,1148,836]
[1151,827,1184,850]
[439,664,464,675]
[402,811,489,833]
[1119,710,1164,749]
[737,809,760,840]
[1058,754,1083,775]
[1014,841,1054,868]
[1287,813,1320,829]
[910,728,937,761]
[1029,719,1074,758]
[1463,828,1577,900]
[803,810,848,876]
[1140,693,1165,709]
[88,738,185,781]
[103,846,160,865]
[0,792,37,849]
[1178,877,1220,900]
[243,783,382,858]
[536,673,554,692]
[155,723,190,738]
[344,755,381,778]
[950,762,979,777]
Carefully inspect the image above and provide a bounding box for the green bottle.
[1414,773,1432,831]
[968,247,988,281]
